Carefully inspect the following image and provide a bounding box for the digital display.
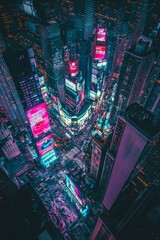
[65,78,76,91]
[26,102,51,139]
[77,109,89,125]
[91,82,98,93]
[66,175,84,206]
[92,74,98,84]
[36,134,54,156]
[39,76,45,86]
[53,95,58,104]
[97,28,106,42]
[69,60,79,76]
[97,60,107,68]
[41,86,47,100]
[94,46,106,60]
[23,1,36,16]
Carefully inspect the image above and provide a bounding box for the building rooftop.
[120,103,160,138]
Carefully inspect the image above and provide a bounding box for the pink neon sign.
[26,102,51,139]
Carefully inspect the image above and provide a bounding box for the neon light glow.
[53,95,58,104]
[94,46,106,60]
[41,86,47,100]
[39,76,45,86]
[69,60,79,76]
[97,28,106,42]
[59,110,72,126]
[65,78,76,91]
[36,134,54,156]
[77,110,89,125]
[26,102,51,139]
[66,175,84,206]
[40,149,57,167]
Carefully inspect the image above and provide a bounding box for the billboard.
[39,75,45,86]
[94,46,106,60]
[36,134,54,156]
[26,102,51,139]
[66,175,84,206]
[65,78,76,91]
[97,28,106,42]
[69,60,79,76]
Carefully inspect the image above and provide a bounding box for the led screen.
[97,28,106,42]
[94,46,106,60]
[26,102,51,139]
[66,175,84,206]
[41,86,48,100]
[39,76,45,86]
[69,60,79,76]
[36,134,54,156]
[65,78,76,91]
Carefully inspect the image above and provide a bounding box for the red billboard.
[36,134,54,156]
[96,28,106,42]
[94,46,106,60]
[69,60,79,76]
[26,102,51,139]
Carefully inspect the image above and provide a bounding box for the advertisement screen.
[36,134,54,156]
[41,86,48,100]
[91,82,98,93]
[39,76,45,86]
[66,175,84,206]
[94,46,106,60]
[65,78,76,91]
[97,28,106,42]
[26,102,51,138]
[69,60,79,76]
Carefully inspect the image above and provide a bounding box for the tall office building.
[140,51,160,124]
[40,22,64,91]
[59,56,92,133]
[74,0,95,40]
[4,46,57,167]
[90,28,107,102]
[125,0,149,46]
[4,47,43,111]
[144,75,160,124]
[111,36,155,120]
[0,55,27,128]
[0,124,21,160]
[103,103,159,210]
[91,215,116,240]
[89,136,109,185]
[111,22,130,73]
[0,0,20,37]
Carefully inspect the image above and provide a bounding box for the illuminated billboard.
[41,86,48,100]
[97,28,106,42]
[36,134,54,156]
[66,175,84,206]
[39,76,45,86]
[65,78,76,91]
[94,46,106,60]
[26,102,51,139]
[69,60,79,76]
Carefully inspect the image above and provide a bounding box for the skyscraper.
[40,22,64,91]
[74,0,95,40]
[89,136,109,185]
[0,123,21,160]
[111,36,155,120]
[4,47,43,111]
[103,103,159,210]
[125,0,149,46]
[0,55,27,128]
